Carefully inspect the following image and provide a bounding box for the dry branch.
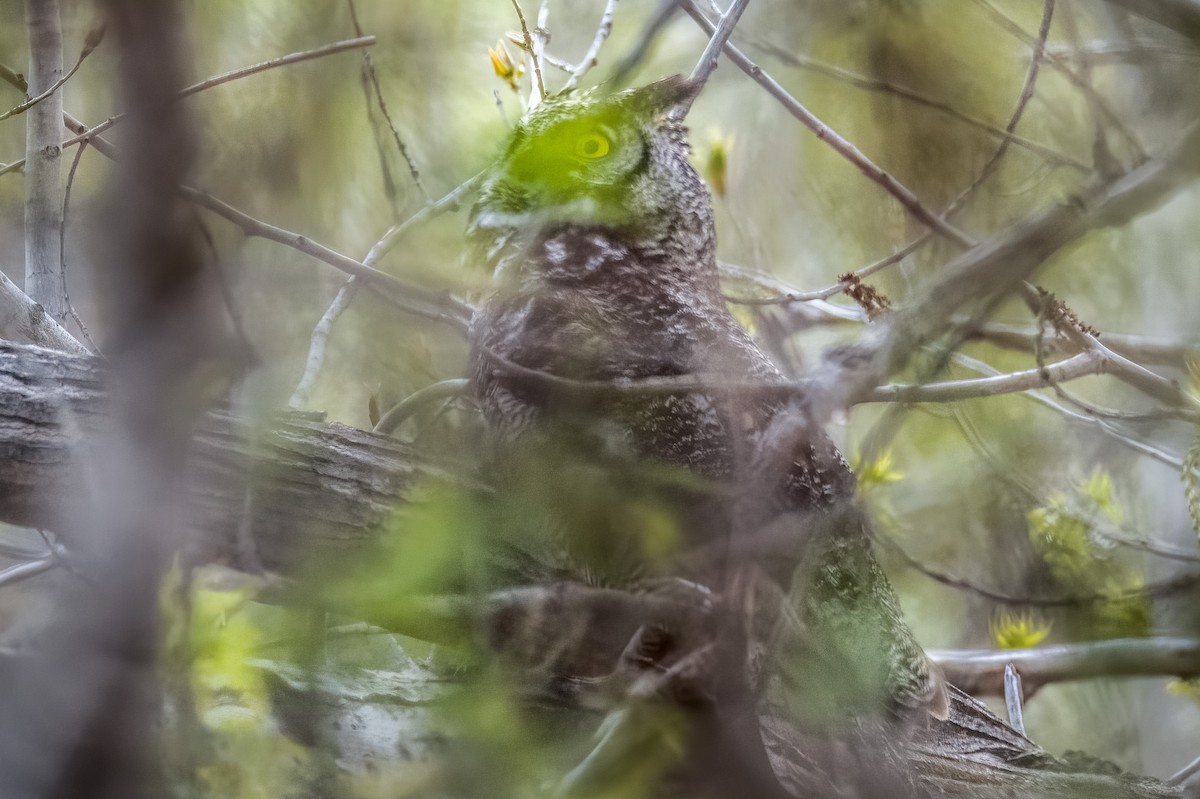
[0,342,415,570]
[932,637,1200,696]
[0,270,86,353]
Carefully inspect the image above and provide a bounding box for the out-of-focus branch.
[0,0,223,793]
[609,0,678,87]
[41,105,476,340]
[931,637,1200,696]
[0,556,58,589]
[23,0,67,324]
[962,322,1200,368]
[344,2,427,203]
[974,0,1147,161]
[1101,0,1200,40]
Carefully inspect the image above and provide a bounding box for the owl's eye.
[575,132,611,160]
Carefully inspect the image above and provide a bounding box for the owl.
[464,75,947,773]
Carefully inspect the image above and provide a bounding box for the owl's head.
[470,77,709,242]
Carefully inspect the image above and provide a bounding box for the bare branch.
[877,528,1200,607]
[802,121,1200,427]
[865,352,1101,404]
[1101,0,1200,40]
[289,277,362,410]
[931,637,1200,695]
[973,0,1148,162]
[561,0,618,91]
[962,322,1200,368]
[1172,752,1200,786]
[953,352,1200,484]
[344,1,429,202]
[361,173,483,268]
[59,139,98,352]
[23,0,67,323]
[0,556,57,589]
[0,269,86,353]
[510,0,546,102]
[675,0,975,249]
[724,238,930,305]
[609,0,678,86]
[373,378,469,436]
[181,186,472,330]
[743,33,1089,171]
[0,20,101,123]
[675,0,753,117]
[0,36,378,176]
[288,175,481,408]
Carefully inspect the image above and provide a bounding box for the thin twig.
[945,0,1057,212]
[865,352,1100,404]
[675,0,974,249]
[719,0,1055,311]
[53,106,476,341]
[973,0,1147,162]
[58,138,98,352]
[743,33,1088,171]
[289,280,360,409]
[345,1,428,201]
[0,21,101,122]
[183,186,471,329]
[288,176,481,408]
[562,0,619,91]
[373,378,469,435]
[362,173,483,268]
[675,0,753,118]
[725,237,931,305]
[510,0,546,102]
[0,36,377,176]
[953,352,1200,484]
[876,528,1200,607]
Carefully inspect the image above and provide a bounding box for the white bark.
[0,268,85,353]
[23,0,67,323]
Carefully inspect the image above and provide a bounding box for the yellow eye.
[575,132,611,159]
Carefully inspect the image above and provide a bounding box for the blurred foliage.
[990,608,1052,649]
[3,0,1200,793]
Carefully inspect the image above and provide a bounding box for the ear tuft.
[626,75,703,115]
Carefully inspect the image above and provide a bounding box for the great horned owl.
[465,76,946,737]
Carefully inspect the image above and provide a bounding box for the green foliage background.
[2,0,1200,794]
